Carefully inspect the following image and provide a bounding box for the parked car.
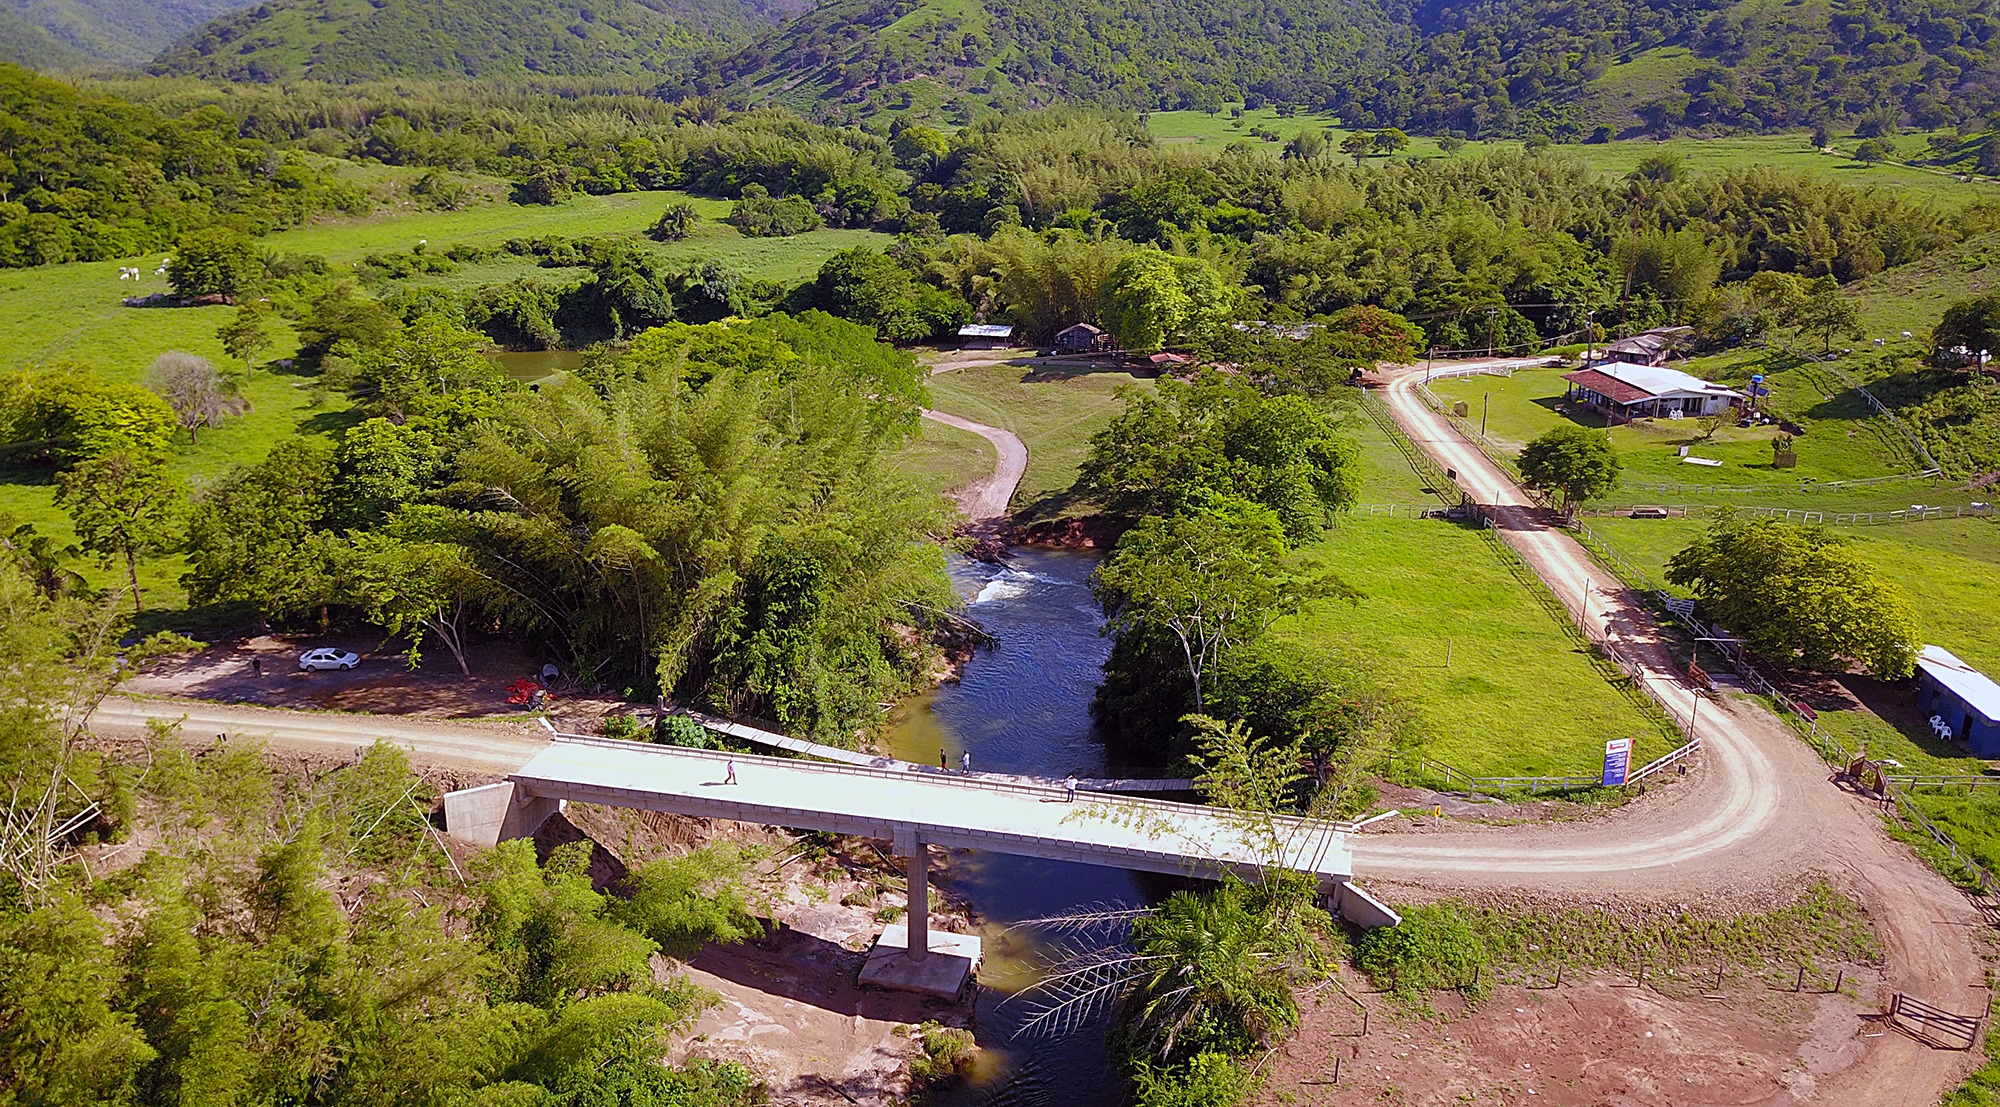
[298,647,360,672]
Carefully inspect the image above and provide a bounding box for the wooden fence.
[1614,469,1942,496]
[1577,503,1993,526]
[1888,993,1983,1050]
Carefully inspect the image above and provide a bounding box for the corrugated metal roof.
[1920,645,2000,723]
[1563,368,1654,405]
[958,324,1014,338]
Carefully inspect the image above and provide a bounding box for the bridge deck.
[509,738,1351,886]
[677,710,1197,793]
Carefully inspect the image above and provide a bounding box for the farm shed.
[1916,645,2000,756]
[1054,323,1108,354]
[957,323,1015,349]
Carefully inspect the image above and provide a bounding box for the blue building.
[1916,645,2000,757]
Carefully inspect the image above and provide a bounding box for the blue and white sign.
[1602,738,1633,786]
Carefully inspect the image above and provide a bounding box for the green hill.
[704,0,2000,135]
[152,0,806,82]
[0,0,246,69]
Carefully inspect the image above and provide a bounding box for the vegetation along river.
[884,547,1187,1105]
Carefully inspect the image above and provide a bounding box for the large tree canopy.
[1665,514,1920,678]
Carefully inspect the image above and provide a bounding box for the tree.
[1371,127,1409,154]
[1093,505,1352,713]
[1666,514,1919,677]
[1787,275,1861,356]
[1518,425,1619,514]
[1338,131,1375,166]
[1696,409,1729,441]
[803,248,970,343]
[166,227,259,302]
[348,530,481,675]
[1101,252,1237,354]
[12,371,177,468]
[182,438,345,621]
[55,450,184,612]
[1076,373,1361,541]
[1852,138,1893,165]
[1931,292,2000,364]
[146,352,247,444]
[217,302,274,368]
[1437,135,1467,155]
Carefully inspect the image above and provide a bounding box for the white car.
[298,648,360,672]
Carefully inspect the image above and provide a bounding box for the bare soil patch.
[1258,976,1883,1107]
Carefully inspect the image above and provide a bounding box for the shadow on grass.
[1831,672,1984,765]
[298,408,367,437]
[1530,395,1609,429]
[1019,360,1155,384]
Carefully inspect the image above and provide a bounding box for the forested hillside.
[0,0,244,69]
[152,0,806,82]
[698,0,2000,134]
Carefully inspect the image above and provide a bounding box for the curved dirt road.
[920,409,1027,526]
[1365,360,1984,1103]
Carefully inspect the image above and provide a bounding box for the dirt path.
[1365,360,1988,1102]
[919,408,1026,526]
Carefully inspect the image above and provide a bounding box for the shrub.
[1354,903,1490,1008]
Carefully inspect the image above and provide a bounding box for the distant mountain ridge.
[0,0,246,69]
[697,0,2000,135]
[152,0,808,82]
[143,0,2000,136]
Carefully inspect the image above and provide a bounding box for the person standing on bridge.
[961,750,970,773]
[724,759,737,785]
[940,747,948,771]
[1064,775,1077,802]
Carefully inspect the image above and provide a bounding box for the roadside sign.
[1602,738,1633,786]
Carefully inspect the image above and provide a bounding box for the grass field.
[1427,365,1912,492]
[922,360,1157,512]
[1143,112,1996,207]
[1281,516,1680,776]
[892,417,995,497]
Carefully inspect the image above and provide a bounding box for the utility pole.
[1481,393,1489,439]
[1485,307,1499,357]
[1583,307,1596,365]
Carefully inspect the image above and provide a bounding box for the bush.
[1353,903,1490,1008]
[907,1021,975,1088]
[727,185,822,237]
[653,714,714,748]
[1132,1053,1257,1107]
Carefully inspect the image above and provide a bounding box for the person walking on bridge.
[940,747,949,771]
[724,759,737,785]
[961,750,971,773]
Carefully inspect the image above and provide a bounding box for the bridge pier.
[904,830,929,963]
[858,825,980,998]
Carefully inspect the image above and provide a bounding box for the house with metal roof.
[1916,645,2000,756]
[1561,362,1744,420]
[1594,326,1693,368]
[956,323,1015,349]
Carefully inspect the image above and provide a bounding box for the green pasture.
[1843,230,2000,336]
[921,360,1157,513]
[1427,365,1909,492]
[892,416,996,497]
[1143,111,1992,206]
[1281,515,1679,777]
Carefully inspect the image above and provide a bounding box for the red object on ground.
[505,678,542,705]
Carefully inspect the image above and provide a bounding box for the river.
[883,547,1182,1106]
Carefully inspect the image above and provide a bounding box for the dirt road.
[1368,360,1986,1102]
[89,695,549,775]
[919,408,1026,526]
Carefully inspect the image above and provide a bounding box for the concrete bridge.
[445,737,1395,996]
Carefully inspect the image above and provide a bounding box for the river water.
[883,547,1180,1106]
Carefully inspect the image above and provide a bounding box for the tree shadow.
[1019,359,1151,384]
[297,408,366,437]
[1530,395,1609,429]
